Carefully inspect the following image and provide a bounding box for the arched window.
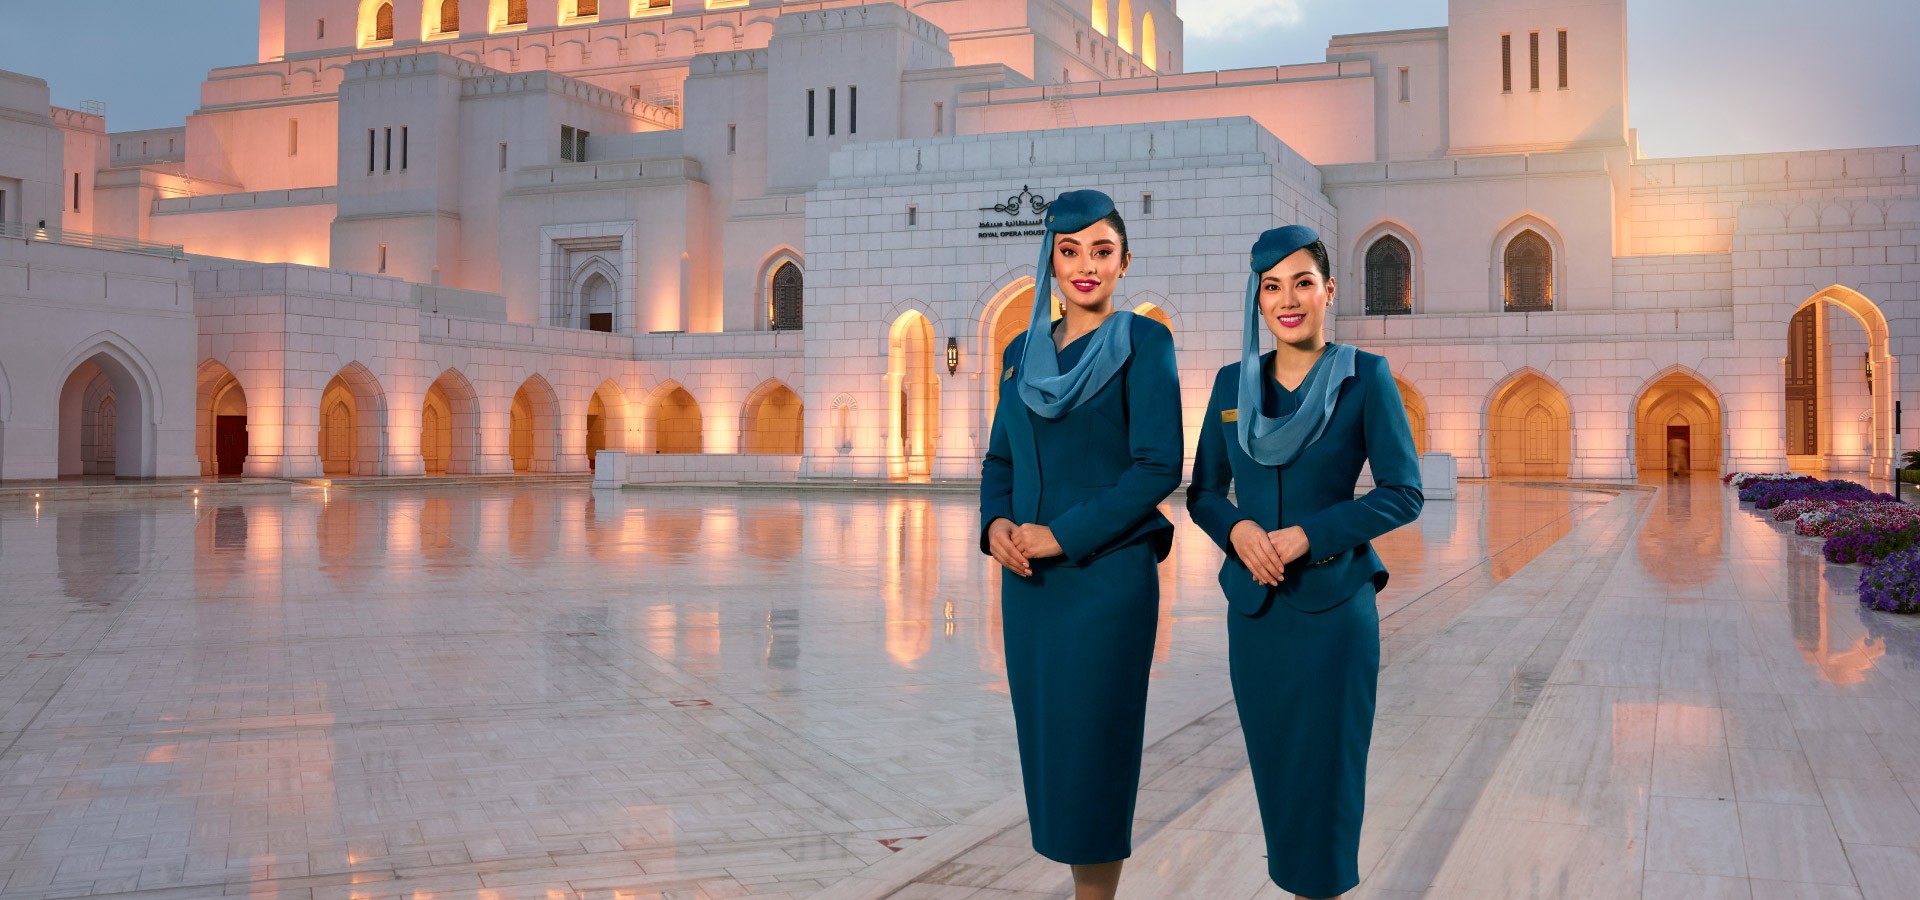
[508,0,529,26]
[1116,0,1133,54]
[1503,230,1552,311]
[1091,0,1107,36]
[439,0,459,33]
[1365,235,1412,315]
[573,0,599,17]
[770,262,803,331]
[375,3,394,41]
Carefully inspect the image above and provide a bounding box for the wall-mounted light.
[946,337,959,375]
[1865,351,1874,386]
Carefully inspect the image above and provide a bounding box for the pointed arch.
[1485,367,1571,478]
[642,380,703,454]
[359,0,396,46]
[1789,285,1894,476]
[586,378,630,468]
[1633,366,1726,477]
[742,378,804,454]
[1491,214,1567,313]
[423,368,481,475]
[56,332,166,478]
[197,359,249,477]
[1141,12,1157,70]
[888,311,940,480]
[1394,375,1428,457]
[1354,220,1420,316]
[761,247,805,331]
[510,374,560,473]
[1116,0,1133,54]
[318,361,388,478]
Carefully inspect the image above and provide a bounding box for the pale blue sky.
[0,0,1913,159]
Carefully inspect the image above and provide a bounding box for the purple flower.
[1859,547,1920,614]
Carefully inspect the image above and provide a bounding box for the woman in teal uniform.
[979,189,1183,900]
[1187,225,1423,900]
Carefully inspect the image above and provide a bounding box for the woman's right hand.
[988,518,1032,577]
[1230,520,1286,587]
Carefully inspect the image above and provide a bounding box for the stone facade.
[0,0,1914,484]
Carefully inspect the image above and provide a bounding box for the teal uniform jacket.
[980,315,1183,564]
[1187,349,1424,614]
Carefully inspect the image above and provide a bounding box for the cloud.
[1177,0,1309,40]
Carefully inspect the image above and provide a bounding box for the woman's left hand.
[1268,526,1310,566]
[1013,524,1064,559]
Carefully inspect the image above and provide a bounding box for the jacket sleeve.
[979,338,1020,555]
[1295,356,1425,558]
[1047,322,1185,563]
[1186,366,1247,555]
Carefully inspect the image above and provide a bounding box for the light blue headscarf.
[1236,225,1357,467]
[1016,189,1135,419]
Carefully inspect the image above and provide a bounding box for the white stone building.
[0,0,1914,484]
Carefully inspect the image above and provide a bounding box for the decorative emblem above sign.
[978,185,1050,239]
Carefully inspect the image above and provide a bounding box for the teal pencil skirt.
[1000,540,1160,864]
[1231,582,1380,898]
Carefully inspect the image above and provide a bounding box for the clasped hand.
[987,519,1062,577]
[1229,521,1309,587]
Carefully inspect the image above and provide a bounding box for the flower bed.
[1860,547,1920,614]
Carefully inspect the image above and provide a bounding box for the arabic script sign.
[977,186,1050,239]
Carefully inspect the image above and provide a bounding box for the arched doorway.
[889,311,940,479]
[1635,371,1724,478]
[1487,371,1570,478]
[1133,301,1172,332]
[579,273,614,333]
[648,384,703,454]
[585,380,629,469]
[198,361,249,477]
[1395,376,1428,456]
[423,368,480,475]
[57,344,156,479]
[1785,287,1891,476]
[510,375,559,473]
[318,364,386,477]
[988,285,1035,413]
[743,381,804,454]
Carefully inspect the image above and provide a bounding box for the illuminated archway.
[510,375,560,473]
[358,0,396,46]
[1395,376,1428,457]
[1116,0,1133,54]
[1141,12,1157,70]
[985,281,1037,415]
[56,334,163,479]
[1487,370,1570,478]
[197,360,249,477]
[647,383,703,454]
[1091,0,1107,36]
[1133,300,1172,332]
[888,311,940,480]
[586,380,629,469]
[1786,286,1892,476]
[423,368,481,475]
[317,363,387,478]
[1635,369,1724,477]
[742,380,804,454]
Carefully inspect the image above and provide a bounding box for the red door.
[216,416,248,476]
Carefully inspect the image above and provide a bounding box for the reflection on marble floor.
[0,479,1848,899]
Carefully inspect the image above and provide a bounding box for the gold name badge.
[1221,409,1240,423]
[1003,367,1016,382]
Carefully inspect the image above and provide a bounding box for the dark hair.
[1091,209,1130,258]
[1302,240,1331,281]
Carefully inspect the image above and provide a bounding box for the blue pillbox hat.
[1250,224,1320,274]
[1044,189,1118,235]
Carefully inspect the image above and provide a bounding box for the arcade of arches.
[510,379,559,474]
[744,384,804,455]
[198,362,249,477]
[651,386,703,454]
[318,367,385,478]
[423,370,481,476]
[891,311,940,479]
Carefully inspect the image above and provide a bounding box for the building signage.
[978,186,1050,239]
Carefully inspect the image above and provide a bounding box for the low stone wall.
[594,450,801,486]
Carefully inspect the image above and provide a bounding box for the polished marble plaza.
[0,479,1917,899]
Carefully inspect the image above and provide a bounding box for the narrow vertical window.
[401,126,409,170]
[1501,34,1511,92]
[849,85,857,134]
[1399,67,1410,102]
[318,18,325,39]
[934,101,944,135]
[561,125,575,162]
[383,127,392,171]
[1529,31,1540,91]
[1141,192,1153,214]
[115,144,122,157]
[1558,29,1569,89]
[73,172,81,211]
[828,88,836,136]
[728,124,736,153]
[142,140,148,155]
[907,204,918,226]
[499,142,508,171]
[368,129,376,173]
[807,89,815,137]
[289,119,299,156]
[378,243,388,273]
[577,130,588,161]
